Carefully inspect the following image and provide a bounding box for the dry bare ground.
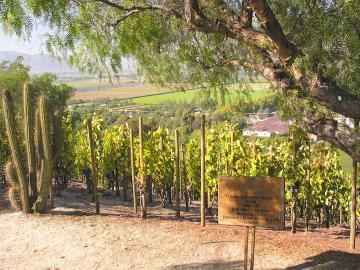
[0,183,359,270]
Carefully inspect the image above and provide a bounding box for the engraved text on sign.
[218,176,285,228]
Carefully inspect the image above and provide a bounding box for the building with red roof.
[243,116,290,138]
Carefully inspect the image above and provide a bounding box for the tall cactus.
[33,96,53,213]
[5,162,22,211]
[2,90,30,213]
[24,83,37,203]
[3,83,57,214]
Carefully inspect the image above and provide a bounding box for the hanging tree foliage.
[1,0,360,160]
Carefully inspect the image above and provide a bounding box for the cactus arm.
[33,96,53,213]
[34,107,44,173]
[23,83,37,202]
[5,161,19,187]
[2,90,30,213]
[5,162,22,211]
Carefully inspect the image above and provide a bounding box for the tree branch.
[290,99,360,162]
[250,0,300,65]
[214,0,239,16]
[246,47,360,121]
[305,74,360,121]
[232,51,360,160]
[96,0,182,19]
[239,0,253,28]
[98,0,360,120]
[249,1,360,120]
[184,0,275,52]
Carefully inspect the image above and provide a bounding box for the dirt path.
[0,185,359,270]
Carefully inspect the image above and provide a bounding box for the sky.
[0,23,50,55]
[0,22,137,73]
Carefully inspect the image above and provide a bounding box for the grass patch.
[132,83,272,104]
[70,81,272,103]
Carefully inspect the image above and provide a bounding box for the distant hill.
[0,51,75,74]
[0,51,137,75]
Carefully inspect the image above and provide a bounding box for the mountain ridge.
[0,50,75,74]
[0,51,136,75]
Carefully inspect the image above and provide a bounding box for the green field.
[69,80,272,103]
[132,83,272,104]
[132,89,272,104]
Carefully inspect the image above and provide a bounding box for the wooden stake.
[230,131,234,171]
[225,143,229,175]
[201,115,206,227]
[175,129,180,218]
[130,129,137,213]
[182,146,189,212]
[350,119,358,249]
[139,117,146,218]
[49,179,54,207]
[250,227,256,270]
[291,134,297,233]
[230,131,234,156]
[244,227,249,270]
[305,138,311,232]
[87,119,100,214]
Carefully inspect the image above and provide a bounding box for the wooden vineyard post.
[179,143,183,201]
[130,129,137,213]
[49,178,54,207]
[87,119,100,214]
[230,131,234,171]
[305,137,311,232]
[139,117,147,218]
[201,115,206,227]
[225,142,229,175]
[175,129,180,218]
[243,226,256,270]
[250,227,256,270]
[244,227,249,270]
[182,145,189,212]
[350,119,359,249]
[230,131,234,155]
[291,134,297,234]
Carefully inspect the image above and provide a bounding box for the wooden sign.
[218,176,285,229]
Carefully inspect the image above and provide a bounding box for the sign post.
[218,176,285,270]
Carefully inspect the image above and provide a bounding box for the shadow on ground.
[165,252,360,270]
[285,251,360,270]
[165,260,243,270]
